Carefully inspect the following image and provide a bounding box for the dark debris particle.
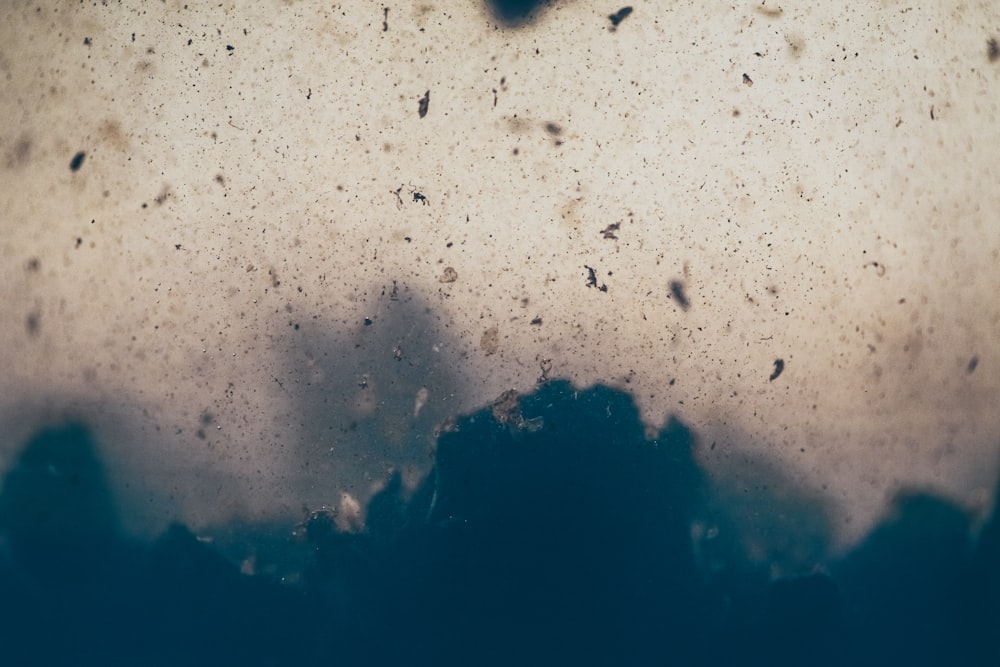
[988,38,999,62]
[769,358,785,382]
[226,44,234,51]
[600,222,620,239]
[175,244,182,250]
[544,122,562,136]
[608,6,633,28]
[584,265,607,292]
[743,73,754,86]
[383,7,389,32]
[69,151,86,172]
[26,312,40,336]
[83,37,91,46]
[967,355,979,374]
[669,280,690,311]
[26,257,40,271]
[530,316,542,325]
[364,317,373,326]
[75,237,83,248]
[418,90,430,118]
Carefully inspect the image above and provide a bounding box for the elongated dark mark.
[769,358,785,381]
[418,91,430,118]
[669,280,690,311]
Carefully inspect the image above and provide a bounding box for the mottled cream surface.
[1,1,998,556]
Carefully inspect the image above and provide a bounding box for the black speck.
[75,237,83,248]
[544,122,562,136]
[608,6,633,29]
[131,33,136,43]
[83,37,91,46]
[967,355,979,374]
[600,222,620,239]
[988,38,999,62]
[364,317,373,326]
[306,88,311,100]
[69,151,86,172]
[418,90,430,118]
[187,38,192,46]
[769,358,785,381]
[669,280,690,311]
[26,312,40,336]
[412,191,427,205]
[175,244,182,250]
[383,7,389,32]
[26,257,40,271]
[226,44,234,51]
[293,323,300,331]
[530,316,542,325]
[743,73,754,86]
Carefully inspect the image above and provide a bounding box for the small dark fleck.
[215,174,225,185]
[608,6,633,28]
[188,38,192,45]
[26,312,40,336]
[743,73,754,86]
[544,122,562,136]
[175,244,182,250]
[306,87,311,100]
[584,265,607,292]
[141,203,148,209]
[75,237,83,248]
[769,358,785,381]
[383,7,389,32]
[131,32,136,42]
[988,38,999,62]
[412,191,427,205]
[404,236,412,242]
[600,222,620,239]
[669,280,690,311]
[294,323,300,330]
[226,44,234,51]
[26,257,40,271]
[967,355,979,373]
[83,37,91,46]
[530,316,542,325]
[364,317,373,326]
[418,90,430,118]
[69,151,86,171]
[930,105,935,120]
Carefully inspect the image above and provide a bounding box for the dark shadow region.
[1,384,998,666]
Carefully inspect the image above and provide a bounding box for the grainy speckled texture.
[1,1,998,553]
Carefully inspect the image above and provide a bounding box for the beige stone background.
[1,1,998,560]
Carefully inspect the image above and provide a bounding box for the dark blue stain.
[485,0,550,26]
[1,385,998,666]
